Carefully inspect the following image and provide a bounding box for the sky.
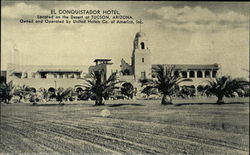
[1,1,249,78]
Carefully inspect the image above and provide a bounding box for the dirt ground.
[0,97,249,154]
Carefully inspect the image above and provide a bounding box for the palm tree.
[13,85,32,103]
[121,82,134,99]
[38,88,49,102]
[140,65,192,105]
[204,76,249,104]
[55,87,73,104]
[178,86,196,98]
[0,81,15,103]
[29,92,39,105]
[141,85,158,98]
[76,71,121,105]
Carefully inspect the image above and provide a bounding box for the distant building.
[6,31,220,95]
[6,63,88,91]
[89,32,220,95]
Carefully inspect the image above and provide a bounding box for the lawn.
[0,97,249,154]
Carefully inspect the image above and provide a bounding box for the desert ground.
[0,97,249,154]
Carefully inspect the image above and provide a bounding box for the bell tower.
[131,32,151,81]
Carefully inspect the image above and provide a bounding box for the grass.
[0,97,249,154]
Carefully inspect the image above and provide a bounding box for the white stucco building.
[89,32,220,94]
[6,31,220,95]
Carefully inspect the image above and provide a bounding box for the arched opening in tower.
[140,42,145,49]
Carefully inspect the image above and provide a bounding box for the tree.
[13,85,33,103]
[12,85,39,104]
[121,82,134,99]
[178,86,195,98]
[0,81,15,103]
[141,85,158,98]
[55,87,73,104]
[204,76,249,104]
[29,92,39,105]
[38,88,49,101]
[76,71,121,105]
[140,65,192,105]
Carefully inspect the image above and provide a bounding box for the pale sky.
[1,1,249,78]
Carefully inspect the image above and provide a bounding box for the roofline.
[93,59,112,62]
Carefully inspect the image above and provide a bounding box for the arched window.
[212,71,217,78]
[197,71,203,78]
[48,87,56,99]
[41,73,47,79]
[205,71,211,78]
[48,87,55,93]
[76,87,83,93]
[181,71,187,78]
[140,42,145,49]
[189,71,195,78]
[30,87,36,93]
[124,69,130,75]
[122,82,134,90]
[174,71,179,77]
[14,72,22,78]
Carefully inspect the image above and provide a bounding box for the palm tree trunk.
[18,95,22,103]
[161,94,173,105]
[95,96,104,105]
[216,95,224,104]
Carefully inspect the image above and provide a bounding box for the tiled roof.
[152,64,220,70]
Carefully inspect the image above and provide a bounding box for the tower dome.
[135,32,146,38]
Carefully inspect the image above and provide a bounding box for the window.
[124,69,130,75]
[59,74,63,78]
[181,71,187,78]
[14,73,22,78]
[141,72,146,79]
[76,73,80,79]
[174,71,179,77]
[212,71,217,78]
[142,58,144,63]
[76,87,83,93]
[48,87,55,93]
[30,88,36,93]
[140,42,145,49]
[41,73,47,78]
[205,71,211,78]
[189,71,195,78]
[197,71,203,78]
